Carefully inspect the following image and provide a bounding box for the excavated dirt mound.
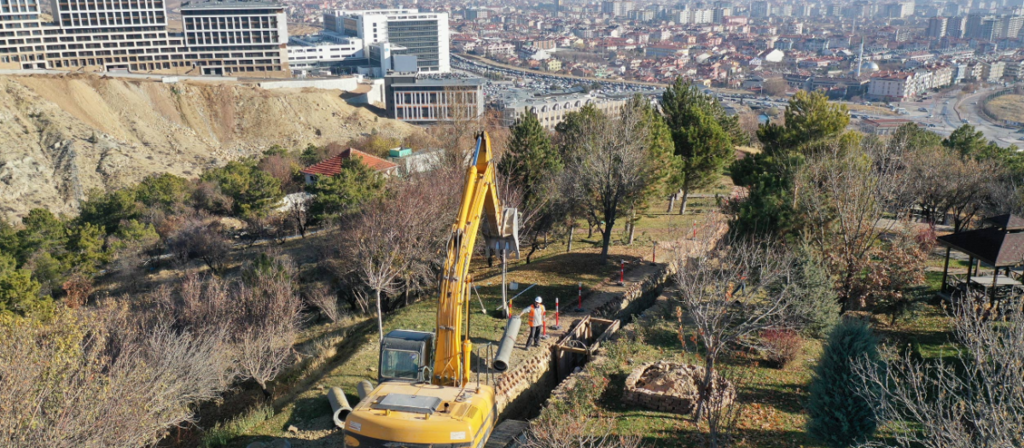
[0,74,418,223]
[623,361,735,414]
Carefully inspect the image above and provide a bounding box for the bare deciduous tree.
[306,284,342,323]
[797,142,912,310]
[523,417,644,448]
[0,309,235,448]
[903,145,1002,231]
[351,198,405,342]
[165,216,232,274]
[856,294,1024,448]
[234,264,302,396]
[673,228,795,428]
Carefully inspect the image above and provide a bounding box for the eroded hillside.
[0,74,415,222]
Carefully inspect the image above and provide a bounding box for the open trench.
[483,261,678,445]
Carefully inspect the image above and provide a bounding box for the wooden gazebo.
[937,214,1024,302]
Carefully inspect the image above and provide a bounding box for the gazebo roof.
[984,214,1024,231]
[938,227,1024,268]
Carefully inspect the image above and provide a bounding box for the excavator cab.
[378,330,434,383]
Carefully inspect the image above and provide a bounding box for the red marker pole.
[575,282,584,312]
[619,260,625,285]
[554,297,560,329]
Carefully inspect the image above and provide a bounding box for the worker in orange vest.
[519,296,546,349]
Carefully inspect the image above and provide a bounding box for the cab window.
[380,349,421,380]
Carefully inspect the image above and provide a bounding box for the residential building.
[947,16,966,38]
[750,1,770,18]
[601,1,633,17]
[324,9,450,73]
[301,148,399,184]
[1004,59,1024,80]
[494,91,629,130]
[1003,15,1023,39]
[981,60,1005,82]
[867,71,921,101]
[628,9,654,21]
[927,16,948,38]
[541,58,561,71]
[384,74,484,123]
[181,1,289,76]
[861,118,915,135]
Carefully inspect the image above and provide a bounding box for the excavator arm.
[433,132,519,387]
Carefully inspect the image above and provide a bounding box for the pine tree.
[0,251,46,316]
[662,77,748,147]
[498,110,561,209]
[661,80,734,214]
[306,157,385,223]
[807,319,880,448]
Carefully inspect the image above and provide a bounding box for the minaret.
[856,38,864,77]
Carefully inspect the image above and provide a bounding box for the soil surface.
[0,74,417,222]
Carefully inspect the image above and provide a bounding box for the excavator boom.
[434,133,518,387]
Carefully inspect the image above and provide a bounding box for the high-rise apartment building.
[947,15,966,37]
[927,16,948,37]
[1001,14,1023,38]
[601,1,633,17]
[965,13,985,38]
[750,1,771,18]
[181,1,288,76]
[324,9,450,73]
[882,1,915,18]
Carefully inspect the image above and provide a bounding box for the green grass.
[535,238,965,447]
[547,311,825,448]
[201,402,275,448]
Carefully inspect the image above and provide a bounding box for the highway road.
[896,86,1023,148]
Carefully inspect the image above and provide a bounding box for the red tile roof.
[301,148,398,177]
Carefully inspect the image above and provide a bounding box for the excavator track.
[484,420,529,448]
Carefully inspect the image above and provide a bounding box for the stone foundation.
[622,361,735,415]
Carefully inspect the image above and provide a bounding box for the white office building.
[287,33,363,74]
[323,8,450,73]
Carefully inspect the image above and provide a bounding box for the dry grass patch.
[985,94,1024,123]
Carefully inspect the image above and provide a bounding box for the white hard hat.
[535,296,543,303]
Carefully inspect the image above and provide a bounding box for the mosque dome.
[860,61,880,73]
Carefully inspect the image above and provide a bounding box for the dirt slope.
[0,74,416,222]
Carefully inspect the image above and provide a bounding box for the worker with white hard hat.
[519,296,546,349]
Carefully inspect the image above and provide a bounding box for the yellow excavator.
[334,132,521,448]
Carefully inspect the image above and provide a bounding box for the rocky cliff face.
[0,74,415,222]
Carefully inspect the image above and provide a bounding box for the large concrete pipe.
[356,380,374,400]
[493,316,522,372]
[327,387,352,428]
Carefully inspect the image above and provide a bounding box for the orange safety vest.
[528,305,545,327]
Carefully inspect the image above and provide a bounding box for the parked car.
[919,107,929,112]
